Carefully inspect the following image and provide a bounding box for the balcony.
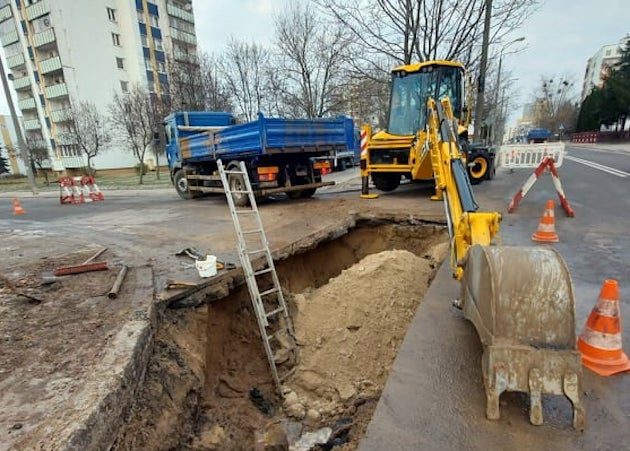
[173,51,197,64]
[33,28,55,48]
[50,108,71,123]
[0,4,12,23]
[6,53,24,68]
[0,28,18,46]
[39,55,62,74]
[167,2,194,23]
[12,75,31,90]
[24,119,41,131]
[170,27,196,45]
[18,97,37,110]
[45,83,68,99]
[26,0,49,21]
[56,134,77,146]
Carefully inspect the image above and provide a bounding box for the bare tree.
[65,100,111,175]
[109,85,155,184]
[218,39,272,121]
[274,3,353,118]
[532,75,578,134]
[20,138,50,185]
[316,0,538,74]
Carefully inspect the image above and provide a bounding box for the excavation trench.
[113,221,448,450]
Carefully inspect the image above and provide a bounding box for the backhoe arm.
[426,97,500,279]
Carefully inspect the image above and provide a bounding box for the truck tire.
[372,173,401,192]
[467,153,489,185]
[228,172,249,207]
[299,188,317,198]
[174,170,198,200]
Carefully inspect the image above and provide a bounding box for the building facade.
[0,0,197,172]
[0,113,25,174]
[581,36,630,102]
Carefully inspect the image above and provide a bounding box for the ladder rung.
[248,248,267,255]
[242,229,262,234]
[230,190,251,194]
[223,170,245,175]
[260,287,279,297]
[254,268,272,276]
[265,306,284,318]
[236,210,256,214]
[266,329,281,341]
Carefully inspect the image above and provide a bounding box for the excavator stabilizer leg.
[461,245,585,429]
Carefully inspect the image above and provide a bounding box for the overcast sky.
[1,0,628,126]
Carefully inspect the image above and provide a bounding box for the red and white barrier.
[498,142,565,169]
[507,156,574,217]
[58,176,105,205]
[360,128,369,160]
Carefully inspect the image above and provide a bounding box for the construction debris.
[53,261,109,276]
[83,246,108,265]
[0,271,44,304]
[108,265,129,299]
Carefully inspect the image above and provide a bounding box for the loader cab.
[387,62,465,136]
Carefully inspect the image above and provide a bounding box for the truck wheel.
[468,153,489,185]
[174,170,197,200]
[228,172,249,207]
[338,159,347,171]
[299,188,316,198]
[372,173,400,192]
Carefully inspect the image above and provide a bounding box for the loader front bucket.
[461,245,585,429]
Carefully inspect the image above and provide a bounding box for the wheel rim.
[230,175,245,200]
[177,176,188,193]
[470,157,488,179]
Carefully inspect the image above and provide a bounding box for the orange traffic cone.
[577,279,630,376]
[12,198,25,216]
[531,199,559,243]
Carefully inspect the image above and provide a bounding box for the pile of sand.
[284,249,438,419]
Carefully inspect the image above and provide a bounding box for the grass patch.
[0,171,172,193]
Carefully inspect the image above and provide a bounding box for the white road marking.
[565,155,630,178]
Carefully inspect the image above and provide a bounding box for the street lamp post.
[491,37,525,144]
[473,0,493,144]
[0,55,38,194]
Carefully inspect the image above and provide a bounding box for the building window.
[150,15,159,27]
[154,38,163,51]
[116,57,124,69]
[141,34,148,47]
[157,60,166,73]
[144,57,152,70]
[111,33,121,46]
[137,10,145,24]
[107,7,117,22]
[120,81,129,92]
[605,49,611,56]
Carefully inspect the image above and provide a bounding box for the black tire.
[338,158,347,171]
[467,153,489,185]
[173,170,197,200]
[372,173,401,192]
[228,171,248,207]
[299,188,316,198]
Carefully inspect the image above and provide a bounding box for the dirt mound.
[286,249,435,419]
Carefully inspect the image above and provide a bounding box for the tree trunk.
[139,164,144,185]
[155,151,161,180]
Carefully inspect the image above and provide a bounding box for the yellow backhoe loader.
[360,60,494,198]
[422,96,585,428]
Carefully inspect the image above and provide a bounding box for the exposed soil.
[0,247,139,449]
[112,223,448,450]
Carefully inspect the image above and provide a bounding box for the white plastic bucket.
[195,255,217,278]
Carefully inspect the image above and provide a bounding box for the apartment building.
[0,0,198,171]
[580,36,630,102]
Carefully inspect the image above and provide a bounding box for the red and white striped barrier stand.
[507,156,575,217]
[81,175,105,201]
[359,125,378,199]
[59,176,83,205]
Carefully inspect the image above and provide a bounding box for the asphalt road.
[361,144,630,450]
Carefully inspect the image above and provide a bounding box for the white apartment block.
[581,36,630,102]
[0,0,197,172]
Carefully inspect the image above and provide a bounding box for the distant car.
[526,128,552,143]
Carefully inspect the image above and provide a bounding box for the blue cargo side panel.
[214,121,264,158]
[264,116,348,150]
[179,132,213,160]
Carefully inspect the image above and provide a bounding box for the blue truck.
[164,112,356,205]
[526,128,552,143]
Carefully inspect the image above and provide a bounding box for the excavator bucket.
[460,245,585,429]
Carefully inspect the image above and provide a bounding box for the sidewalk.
[569,142,630,153]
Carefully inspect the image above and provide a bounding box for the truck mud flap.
[460,245,585,429]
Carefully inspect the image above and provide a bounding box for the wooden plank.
[188,186,225,193]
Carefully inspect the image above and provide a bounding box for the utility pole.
[473,0,492,144]
[0,56,38,195]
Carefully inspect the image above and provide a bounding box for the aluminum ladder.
[217,159,297,392]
